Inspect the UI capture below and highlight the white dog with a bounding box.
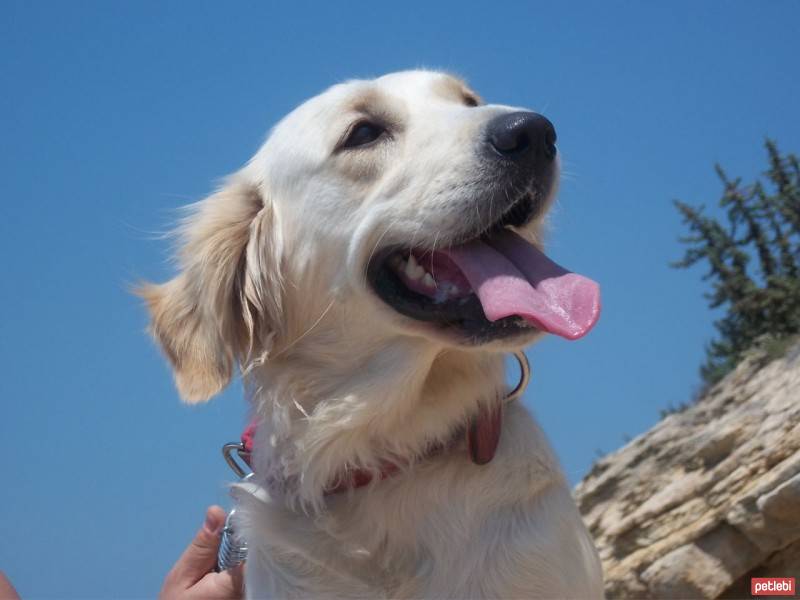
[142,70,604,599]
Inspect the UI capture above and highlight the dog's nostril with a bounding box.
[487,112,557,161]
[515,133,530,154]
[489,116,529,155]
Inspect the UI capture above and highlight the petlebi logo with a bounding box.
[751,578,796,596]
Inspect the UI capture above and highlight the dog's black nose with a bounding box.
[486,111,557,162]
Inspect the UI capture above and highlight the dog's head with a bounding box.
[141,71,600,403]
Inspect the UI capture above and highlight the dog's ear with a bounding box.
[139,177,282,403]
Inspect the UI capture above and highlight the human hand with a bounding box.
[0,571,21,600]
[159,505,244,600]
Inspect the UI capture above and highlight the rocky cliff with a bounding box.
[575,342,800,598]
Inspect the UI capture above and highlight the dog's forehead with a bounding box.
[313,70,475,108]
[371,70,477,104]
[286,70,476,125]
[257,70,478,173]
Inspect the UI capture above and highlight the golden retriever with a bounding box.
[142,70,603,599]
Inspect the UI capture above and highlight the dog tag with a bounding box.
[467,401,503,465]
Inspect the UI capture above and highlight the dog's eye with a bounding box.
[342,121,385,148]
[463,95,479,107]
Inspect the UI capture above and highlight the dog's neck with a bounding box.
[245,334,505,509]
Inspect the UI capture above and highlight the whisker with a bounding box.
[271,297,336,358]
[363,216,402,287]
[409,209,432,250]
[430,231,440,286]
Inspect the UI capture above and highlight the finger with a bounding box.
[170,505,227,586]
[197,564,245,600]
[0,572,22,600]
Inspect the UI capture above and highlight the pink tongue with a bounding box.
[442,230,601,340]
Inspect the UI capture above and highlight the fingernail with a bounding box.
[204,511,221,535]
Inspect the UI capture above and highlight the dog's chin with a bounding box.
[366,193,548,348]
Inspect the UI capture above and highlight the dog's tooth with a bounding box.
[406,255,423,280]
[422,273,435,288]
[404,256,417,279]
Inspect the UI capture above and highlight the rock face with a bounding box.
[574,343,800,598]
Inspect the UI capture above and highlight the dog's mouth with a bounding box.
[367,194,602,344]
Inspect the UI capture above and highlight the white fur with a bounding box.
[143,70,603,598]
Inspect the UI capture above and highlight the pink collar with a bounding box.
[235,401,504,495]
[227,352,530,495]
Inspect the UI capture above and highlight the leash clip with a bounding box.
[216,442,252,572]
[222,442,252,479]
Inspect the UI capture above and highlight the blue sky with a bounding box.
[2,1,798,597]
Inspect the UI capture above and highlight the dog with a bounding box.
[141,70,604,598]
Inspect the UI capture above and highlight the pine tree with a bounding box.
[673,141,800,385]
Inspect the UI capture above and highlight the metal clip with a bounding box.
[222,442,252,479]
[217,442,252,571]
[216,505,248,572]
